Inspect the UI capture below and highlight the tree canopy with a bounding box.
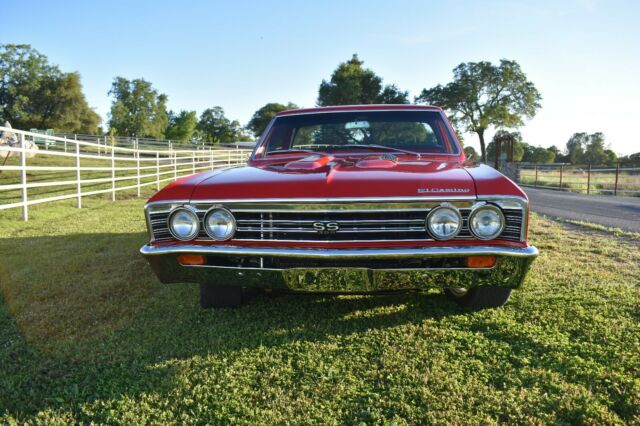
[416,59,541,162]
[317,55,409,106]
[565,132,616,165]
[247,102,297,137]
[165,110,198,142]
[197,107,250,144]
[0,44,100,133]
[108,77,168,139]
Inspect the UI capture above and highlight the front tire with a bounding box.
[200,284,243,309]
[445,287,512,310]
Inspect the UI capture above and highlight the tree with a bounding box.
[565,132,612,165]
[522,146,555,163]
[317,54,409,106]
[0,44,100,133]
[108,77,168,138]
[487,130,525,162]
[165,110,197,142]
[197,107,251,144]
[247,102,297,137]
[416,59,542,162]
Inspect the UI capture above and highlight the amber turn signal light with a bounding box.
[177,254,206,265]
[466,256,496,268]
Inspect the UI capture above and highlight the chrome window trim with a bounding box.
[252,109,462,159]
[467,204,506,240]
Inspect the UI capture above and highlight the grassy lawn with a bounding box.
[0,199,639,424]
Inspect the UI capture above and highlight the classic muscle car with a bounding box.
[141,105,538,309]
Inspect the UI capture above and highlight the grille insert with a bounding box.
[148,202,524,243]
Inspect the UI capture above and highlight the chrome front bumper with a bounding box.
[140,245,538,292]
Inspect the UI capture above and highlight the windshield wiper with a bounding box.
[265,149,323,156]
[332,144,421,159]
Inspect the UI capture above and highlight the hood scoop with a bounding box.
[284,155,335,171]
[355,154,398,169]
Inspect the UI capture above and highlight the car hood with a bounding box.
[189,158,476,200]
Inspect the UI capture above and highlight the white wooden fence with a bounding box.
[0,127,252,221]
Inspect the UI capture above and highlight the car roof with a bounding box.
[275,104,443,117]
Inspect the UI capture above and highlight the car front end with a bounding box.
[140,105,538,309]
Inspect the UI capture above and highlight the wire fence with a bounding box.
[515,162,640,196]
[0,127,252,221]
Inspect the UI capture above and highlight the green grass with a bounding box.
[0,200,639,424]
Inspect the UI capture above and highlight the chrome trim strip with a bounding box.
[140,244,538,259]
[145,196,477,207]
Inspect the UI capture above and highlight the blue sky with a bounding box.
[2,0,639,154]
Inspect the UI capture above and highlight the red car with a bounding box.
[141,105,538,309]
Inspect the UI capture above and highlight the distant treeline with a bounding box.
[1,45,637,163]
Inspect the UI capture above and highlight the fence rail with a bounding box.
[515,162,640,196]
[0,127,252,221]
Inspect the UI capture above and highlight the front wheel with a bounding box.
[200,284,243,309]
[445,287,512,310]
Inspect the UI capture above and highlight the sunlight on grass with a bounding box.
[0,202,639,424]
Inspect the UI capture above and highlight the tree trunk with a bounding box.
[478,129,487,163]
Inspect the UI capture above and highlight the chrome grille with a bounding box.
[147,200,525,243]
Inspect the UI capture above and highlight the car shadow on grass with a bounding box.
[0,231,466,419]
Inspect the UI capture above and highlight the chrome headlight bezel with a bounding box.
[204,207,237,241]
[468,204,505,240]
[426,205,462,241]
[167,207,200,241]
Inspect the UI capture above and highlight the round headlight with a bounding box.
[204,208,236,241]
[469,205,504,240]
[426,205,462,240]
[168,208,200,241]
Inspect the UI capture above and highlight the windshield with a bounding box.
[258,110,460,156]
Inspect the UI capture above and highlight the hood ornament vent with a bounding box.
[380,153,398,162]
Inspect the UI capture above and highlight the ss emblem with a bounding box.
[313,222,340,234]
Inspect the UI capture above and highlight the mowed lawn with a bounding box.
[0,199,638,424]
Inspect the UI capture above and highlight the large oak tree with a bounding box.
[416,59,541,162]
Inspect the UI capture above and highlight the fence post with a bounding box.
[586,164,591,195]
[559,165,564,190]
[19,133,28,221]
[76,140,82,208]
[534,166,538,187]
[192,152,196,174]
[227,150,231,167]
[64,136,67,153]
[210,149,214,170]
[136,146,141,197]
[111,144,116,201]
[173,151,177,180]
[156,152,160,191]
[614,161,620,196]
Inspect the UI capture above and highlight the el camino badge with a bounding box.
[417,188,471,193]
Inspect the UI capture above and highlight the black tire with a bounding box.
[199,284,243,309]
[445,287,512,310]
